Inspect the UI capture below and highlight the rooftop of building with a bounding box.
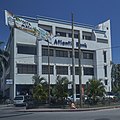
[17,15,106,34]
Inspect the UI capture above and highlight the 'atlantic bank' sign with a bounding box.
[54,39,87,48]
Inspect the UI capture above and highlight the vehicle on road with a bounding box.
[13,95,31,106]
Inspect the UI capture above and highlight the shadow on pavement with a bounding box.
[95,118,110,120]
[0,112,32,118]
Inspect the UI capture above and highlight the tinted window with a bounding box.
[17,64,37,74]
[42,47,54,56]
[56,66,68,75]
[97,38,108,43]
[70,51,79,58]
[84,67,94,75]
[42,65,54,74]
[56,50,68,57]
[82,31,92,40]
[70,67,79,75]
[17,44,37,55]
[83,52,93,59]
[14,96,23,100]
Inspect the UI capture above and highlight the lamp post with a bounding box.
[47,34,59,105]
[71,13,76,102]
[78,31,82,107]
[48,40,51,105]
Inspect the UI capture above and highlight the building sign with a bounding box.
[6,79,13,85]
[54,39,72,46]
[76,42,87,48]
[53,39,87,48]
[5,10,51,42]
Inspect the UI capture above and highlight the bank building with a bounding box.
[2,11,112,99]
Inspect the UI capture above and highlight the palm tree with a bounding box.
[85,78,106,104]
[32,75,47,86]
[32,75,48,102]
[52,75,69,104]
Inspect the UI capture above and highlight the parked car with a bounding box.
[14,95,31,106]
[67,94,87,103]
[104,92,117,101]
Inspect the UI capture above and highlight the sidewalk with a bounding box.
[19,105,120,112]
[0,104,14,110]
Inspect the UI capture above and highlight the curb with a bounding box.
[19,105,120,112]
[0,104,13,108]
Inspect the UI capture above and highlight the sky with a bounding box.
[0,0,120,63]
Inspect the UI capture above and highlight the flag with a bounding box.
[38,27,51,43]
[5,10,14,26]
[5,10,52,42]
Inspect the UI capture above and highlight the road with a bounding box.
[0,106,120,120]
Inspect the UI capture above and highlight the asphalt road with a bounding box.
[0,106,120,120]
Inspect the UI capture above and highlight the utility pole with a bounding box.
[72,13,76,102]
[78,31,82,107]
[48,41,51,105]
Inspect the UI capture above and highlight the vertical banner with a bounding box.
[5,10,52,42]
[5,10,14,26]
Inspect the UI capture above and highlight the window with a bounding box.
[82,31,92,40]
[42,65,54,74]
[83,52,93,59]
[56,31,66,37]
[56,50,68,57]
[17,64,37,74]
[74,34,79,39]
[68,33,72,38]
[97,38,108,43]
[83,67,94,75]
[56,66,68,75]
[104,79,108,85]
[42,47,54,56]
[70,67,79,75]
[75,51,79,58]
[103,51,107,63]
[38,24,52,34]
[17,44,37,55]
[56,27,67,37]
[68,33,78,38]
[70,51,79,58]
[104,66,107,77]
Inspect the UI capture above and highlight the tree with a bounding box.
[32,75,48,102]
[85,78,106,104]
[52,75,69,104]
[111,64,120,93]
[0,41,9,79]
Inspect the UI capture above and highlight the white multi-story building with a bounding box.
[2,15,112,99]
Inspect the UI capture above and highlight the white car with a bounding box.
[14,95,31,106]
[67,94,86,103]
[105,92,116,100]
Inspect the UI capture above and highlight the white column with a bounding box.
[52,25,56,36]
[37,40,42,75]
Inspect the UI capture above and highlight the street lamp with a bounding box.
[71,13,76,102]
[47,39,51,105]
[47,34,59,105]
[78,31,82,107]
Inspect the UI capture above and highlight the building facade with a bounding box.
[2,15,112,99]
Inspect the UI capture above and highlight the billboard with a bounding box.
[5,10,51,42]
